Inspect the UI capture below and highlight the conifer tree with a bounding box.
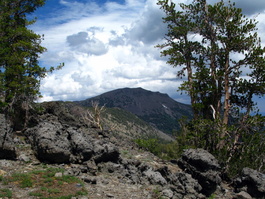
[0,0,62,129]
[157,0,265,128]
[157,0,265,173]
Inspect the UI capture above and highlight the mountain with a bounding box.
[76,87,193,134]
[103,107,174,141]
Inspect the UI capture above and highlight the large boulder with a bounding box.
[93,140,120,164]
[177,148,222,196]
[25,113,120,164]
[25,118,72,163]
[143,168,167,185]
[156,166,203,198]
[0,114,17,160]
[172,172,204,199]
[40,101,81,127]
[234,167,265,198]
[67,127,94,163]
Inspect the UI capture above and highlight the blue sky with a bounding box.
[29,0,265,113]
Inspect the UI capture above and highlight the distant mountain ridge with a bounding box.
[76,87,193,134]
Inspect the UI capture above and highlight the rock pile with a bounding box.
[178,148,222,196]
[0,102,264,199]
[24,115,119,164]
[234,167,265,198]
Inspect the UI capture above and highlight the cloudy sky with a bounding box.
[30,0,265,112]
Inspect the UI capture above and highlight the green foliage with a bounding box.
[135,138,180,160]
[176,117,222,153]
[223,115,265,176]
[0,188,12,198]
[157,0,265,124]
[105,107,149,127]
[10,173,33,188]
[135,138,160,154]
[136,114,265,177]
[208,194,216,199]
[57,175,79,184]
[176,115,265,177]
[0,0,63,130]
[0,1,45,102]
[29,191,43,197]
[141,113,181,134]
[1,166,87,198]
[157,0,265,178]
[48,188,61,194]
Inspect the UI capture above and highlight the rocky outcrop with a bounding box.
[234,167,265,198]
[87,158,205,198]
[143,168,167,185]
[24,114,119,164]
[0,114,17,160]
[25,117,72,163]
[177,148,222,196]
[1,102,264,199]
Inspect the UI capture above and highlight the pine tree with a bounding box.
[0,0,62,130]
[157,0,265,174]
[157,0,265,127]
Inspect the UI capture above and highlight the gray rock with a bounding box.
[156,167,192,196]
[162,189,174,198]
[71,196,89,199]
[93,141,120,164]
[24,110,122,165]
[68,128,93,162]
[25,120,72,163]
[143,168,167,185]
[178,148,221,171]
[173,172,202,196]
[63,164,84,176]
[54,172,63,177]
[178,148,221,196]
[106,193,115,198]
[234,167,265,198]
[86,160,98,175]
[81,175,97,184]
[18,154,30,162]
[0,114,17,160]
[233,191,253,199]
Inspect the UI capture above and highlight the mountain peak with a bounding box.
[77,87,193,134]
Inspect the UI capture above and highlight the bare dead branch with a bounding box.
[82,101,105,130]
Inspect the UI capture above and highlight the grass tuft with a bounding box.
[0,166,88,198]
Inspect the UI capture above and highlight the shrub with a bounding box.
[176,115,265,177]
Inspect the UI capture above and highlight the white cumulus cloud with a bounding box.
[33,0,265,113]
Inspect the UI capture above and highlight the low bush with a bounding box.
[135,115,265,178]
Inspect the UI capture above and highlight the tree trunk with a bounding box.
[223,54,230,126]
[187,61,197,119]
[218,53,230,149]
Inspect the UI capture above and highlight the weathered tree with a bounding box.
[157,0,265,128]
[0,0,63,130]
[157,0,265,173]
